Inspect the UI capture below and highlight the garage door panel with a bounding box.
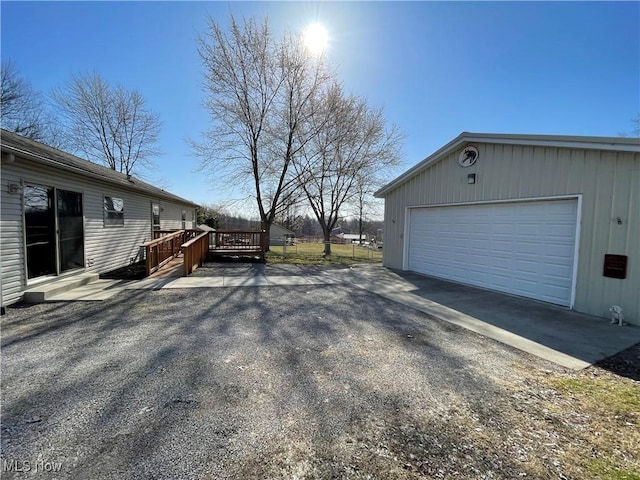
[408,199,577,306]
[514,261,538,274]
[546,223,575,235]
[546,264,573,278]
[540,284,571,300]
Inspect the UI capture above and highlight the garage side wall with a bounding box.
[382,143,639,324]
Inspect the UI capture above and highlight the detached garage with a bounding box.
[375,133,640,325]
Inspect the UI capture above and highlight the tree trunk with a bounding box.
[323,229,332,256]
[262,220,271,253]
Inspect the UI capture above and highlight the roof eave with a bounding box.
[2,143,199,208]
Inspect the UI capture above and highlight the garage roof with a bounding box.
[1,129,199,207]
[375,132,640,198]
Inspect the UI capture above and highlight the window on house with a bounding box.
[152,203,160,230]
[103,196,124,227]
[181,210,186,229]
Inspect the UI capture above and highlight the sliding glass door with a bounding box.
[24,186,57,279]
[24,185,85,280]
[57,189,85,272]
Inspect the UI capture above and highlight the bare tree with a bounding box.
[51,72,161,176]
[619,114,640,138]
[194,15,330,248]
[1,60,65,147]
[294,83,403,255]
[350,178,383,245]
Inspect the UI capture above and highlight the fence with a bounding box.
[268,240,382,261]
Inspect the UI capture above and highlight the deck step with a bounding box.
[23,273,100,303]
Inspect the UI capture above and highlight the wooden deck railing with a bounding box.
[213,231,265,249]
[141,230,186,275]
[153,229,201,240]
[211,230,266,261]
[142,229,266,276]
[182,231,210,276]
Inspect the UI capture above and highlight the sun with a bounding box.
[303,22,328,54]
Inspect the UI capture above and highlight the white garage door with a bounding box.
[408,199,578,306]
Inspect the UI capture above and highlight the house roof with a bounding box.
[375,132,640,198]
[0,129,199,207]
[340,233,367,239]
[271,224,296,235]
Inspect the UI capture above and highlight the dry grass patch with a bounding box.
[267,242,382,265]
[544,372,640,480]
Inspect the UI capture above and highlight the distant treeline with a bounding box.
[196,205,382,238]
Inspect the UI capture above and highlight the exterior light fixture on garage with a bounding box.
[467,173,476,184]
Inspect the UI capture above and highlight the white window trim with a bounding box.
[103,195,125,227]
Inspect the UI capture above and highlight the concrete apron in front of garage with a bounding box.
[349,265,640,370]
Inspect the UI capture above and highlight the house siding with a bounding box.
[1,156,196,307]
[1,166,26,305]
[270,224,294,245]
[382,142,640,325]
[160,202,187,230]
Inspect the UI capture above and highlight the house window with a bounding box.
[152,203,160,230]
[181,210,186,229]
[103,196,124,227]
[192,210,196,229]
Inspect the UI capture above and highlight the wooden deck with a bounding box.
[148,254,185,278]
[141,229,266,278]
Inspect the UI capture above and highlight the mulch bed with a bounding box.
[98,261,147,280]
[594,341,640,381]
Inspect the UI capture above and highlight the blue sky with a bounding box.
[2,1,638,212]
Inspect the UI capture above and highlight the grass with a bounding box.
[545,375,640,480]
[549,377,640,414]
[266,242,383,265]
[586,459,640,480]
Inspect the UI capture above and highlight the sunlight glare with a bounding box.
[303,22,328,54]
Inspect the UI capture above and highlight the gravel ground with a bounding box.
[1,277,637,479]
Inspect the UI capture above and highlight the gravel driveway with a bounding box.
[0,280,620,479]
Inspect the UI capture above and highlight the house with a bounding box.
[329,233,368,244]
[375,132,640,325]
[341,233,368,244]
[1,129,199,311]
[270,224,295,246]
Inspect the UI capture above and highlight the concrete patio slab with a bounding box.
[125,278,177,290]
[223,276,270,287]
[23,273,100,302]
[47,279,134,301]
[160,276,225,288]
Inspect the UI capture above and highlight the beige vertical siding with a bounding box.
[1,157,196,307]
[382,143,640,325]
